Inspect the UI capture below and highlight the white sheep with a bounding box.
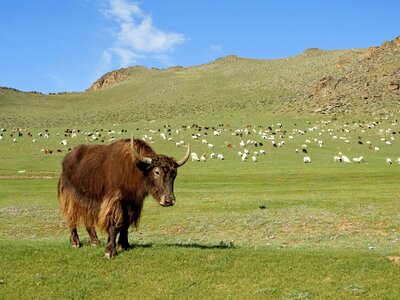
[200,155,207,162]
[259,149,266,155]
[303,156,311,163]
[333,156,341,162]
[252,155,257,162]
[386,158,392,164]
[210,153,217,159]
[191,152,200,162]
[341,155,351,164]
[217,154,225,160]
[352,156,364,163]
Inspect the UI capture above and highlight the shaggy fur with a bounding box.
[58,138,184,257]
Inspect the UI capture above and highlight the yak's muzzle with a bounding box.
[160,194,175,207]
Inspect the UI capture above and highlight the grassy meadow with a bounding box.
[0,110,399,299]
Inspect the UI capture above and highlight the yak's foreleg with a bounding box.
[117,226,129,251]
[117,204,130,251]
[104,224,121,259]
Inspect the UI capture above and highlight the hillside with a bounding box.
[0,36,399,127]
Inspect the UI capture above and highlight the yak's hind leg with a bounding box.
[58,180,81,248]
[70,227,81,248]
[86,226,100,246]
[84,209,100,246]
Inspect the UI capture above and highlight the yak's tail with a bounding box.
[58,177,97,229]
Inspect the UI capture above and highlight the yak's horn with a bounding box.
[176,144,191,167]
[131,135,152,164]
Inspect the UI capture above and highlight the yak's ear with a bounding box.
[136,160,153,173]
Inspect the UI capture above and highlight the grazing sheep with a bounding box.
[210,153,217,159]
[303,156,311,163]
[252,155,257,162]
[217,154,225,160]
[259,149,266,155]
[341,155,351,164]
[191,152,200,162]
[386,158,392,164]
[333,156,342,162]
[352,156,364,163]
[200,155,207,162]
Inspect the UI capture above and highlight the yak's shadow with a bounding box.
[127,242,235,250]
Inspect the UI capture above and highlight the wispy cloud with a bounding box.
[101,0,187,68]
[206,44,224,61]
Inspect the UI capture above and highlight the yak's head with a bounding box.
[131,137,190,207]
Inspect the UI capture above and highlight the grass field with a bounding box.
[0,112,399,299]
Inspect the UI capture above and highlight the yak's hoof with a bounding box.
[104,252,112,259]
[91,243,98,247]
[118,245,129,252]
[72,244,80,249]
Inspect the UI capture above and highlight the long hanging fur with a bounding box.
[58,139,155,233]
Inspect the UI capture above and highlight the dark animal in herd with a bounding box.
[58,136,190,258]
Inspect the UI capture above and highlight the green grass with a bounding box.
[0,114,399,299]
[0,241,398,299]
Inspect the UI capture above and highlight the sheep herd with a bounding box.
[1,116,399,167]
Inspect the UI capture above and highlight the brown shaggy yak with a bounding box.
[58,136,190,258]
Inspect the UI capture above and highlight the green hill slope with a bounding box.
[1,36,399,127]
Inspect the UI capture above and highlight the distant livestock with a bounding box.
[303,156,311,163]
[58,136,190,258]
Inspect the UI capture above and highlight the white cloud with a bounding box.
[101,0,186,67]
[105,0,144,23]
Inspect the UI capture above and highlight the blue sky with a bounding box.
[0,0,399,94]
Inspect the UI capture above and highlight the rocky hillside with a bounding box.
[85,36,400,116]
[300,36,400,114]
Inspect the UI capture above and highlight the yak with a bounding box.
[58,136,190,258]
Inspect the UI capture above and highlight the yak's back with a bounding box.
[60,139,156,199]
